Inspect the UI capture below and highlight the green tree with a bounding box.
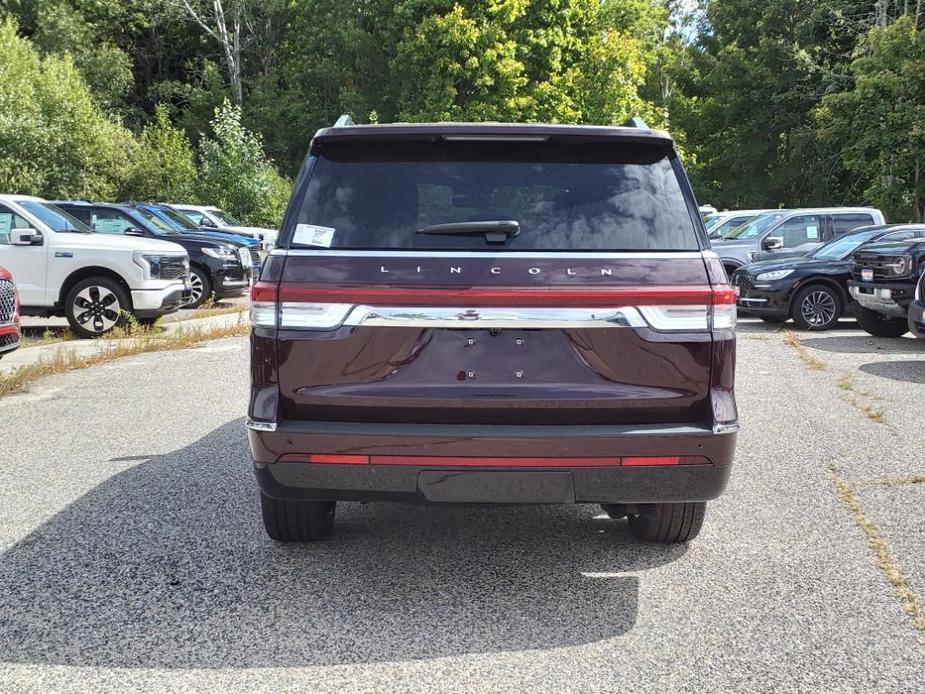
[816,17,925,221]
[0,17,133,199]
[196,100,290,226]
[669,0,876,208]
[391,0,667,125]
[120,105,197,202]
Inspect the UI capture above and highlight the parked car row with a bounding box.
[0,195,272,338]
[730,221,925,338]
[712,207,885,276]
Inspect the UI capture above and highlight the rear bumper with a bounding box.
[248,420,736,504]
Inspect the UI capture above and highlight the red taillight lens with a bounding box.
[278,454,710,467]
[251,281,279,327]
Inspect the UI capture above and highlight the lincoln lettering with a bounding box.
[376,264,618,277]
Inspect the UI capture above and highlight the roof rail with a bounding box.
[334,114,355,127]
[622,116,649,129]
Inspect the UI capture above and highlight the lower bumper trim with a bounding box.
[255,462,732,504]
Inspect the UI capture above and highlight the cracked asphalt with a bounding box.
[0,318,923,693]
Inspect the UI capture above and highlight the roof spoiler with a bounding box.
[333,114,355,127]
[622,116,649,129]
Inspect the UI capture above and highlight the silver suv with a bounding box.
[712,208,885,276]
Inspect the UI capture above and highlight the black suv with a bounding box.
[848,234,925,337]
[56,201,252,308]
[247,118,737,545]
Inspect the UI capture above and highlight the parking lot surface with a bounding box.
[0,319,923,693]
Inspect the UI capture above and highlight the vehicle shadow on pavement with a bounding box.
[859,360,925,384]
[0,419,686,669]
[799,335,923,355]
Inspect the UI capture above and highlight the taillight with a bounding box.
[711,286,737,330]
[250,281,278,327]
[251,283,736,332]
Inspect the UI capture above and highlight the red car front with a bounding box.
[0,267,22,358]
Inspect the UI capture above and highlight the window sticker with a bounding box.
[806,225,819,240]
[294,223,336,248]
[94,217,127,234]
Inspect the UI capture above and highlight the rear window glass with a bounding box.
[289,140,699,251]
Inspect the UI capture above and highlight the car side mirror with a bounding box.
[10,228,42,246]
[762,236,784,251]
[200,218,217,228]
[124,227,145,237]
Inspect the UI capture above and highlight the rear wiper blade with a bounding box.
[416,220,520,244]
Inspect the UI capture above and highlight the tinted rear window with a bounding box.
[289,140,699,251]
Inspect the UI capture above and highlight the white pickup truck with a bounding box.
[0,195,191,338]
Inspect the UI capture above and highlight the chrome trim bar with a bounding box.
[340,305,648,329]
[271,249,706,259]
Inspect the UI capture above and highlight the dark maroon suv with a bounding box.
[247,120,737,544]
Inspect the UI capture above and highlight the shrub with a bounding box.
[196,100,291,227]
[120,105,197,202]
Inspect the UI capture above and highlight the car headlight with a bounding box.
[202,246,238,260]
[888,256,910,275]
[755,269,794,281]
[237,246,251,267]
[132,251,164,279]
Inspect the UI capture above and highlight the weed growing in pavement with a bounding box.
[192,301,248,320]
[20,327,75,349]
[858,475,925,488]
[830,471,925,641]
[0,317,249,398]
[783,331,826,370]
[834,372,888,425]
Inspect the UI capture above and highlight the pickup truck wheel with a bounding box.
[627,502,706,543]
[186,266,212,308]
[260,493,335,542]
[791,284,841,330]
[64,277,129,338]
[856,305,909,338]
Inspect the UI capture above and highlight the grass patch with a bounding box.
[20,326,76,349]
[836,372,888,425]
[830,471,925,641]
[836,374,855,391]
[783,330,826,370]
[859,475,925,488]
[0,317,249,399]
[191,301,248,320]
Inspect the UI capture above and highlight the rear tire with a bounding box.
[791,284,841,331]
[856,305,909,338]
[627,502,706,543]
[260,493,336,542]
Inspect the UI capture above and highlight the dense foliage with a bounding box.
[1,1,924,222]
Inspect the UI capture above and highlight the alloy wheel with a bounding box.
[800,290,836,328]
[73,285,121,334]
[188,272,204,306]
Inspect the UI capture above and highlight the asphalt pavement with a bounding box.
[0,318,923,693]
